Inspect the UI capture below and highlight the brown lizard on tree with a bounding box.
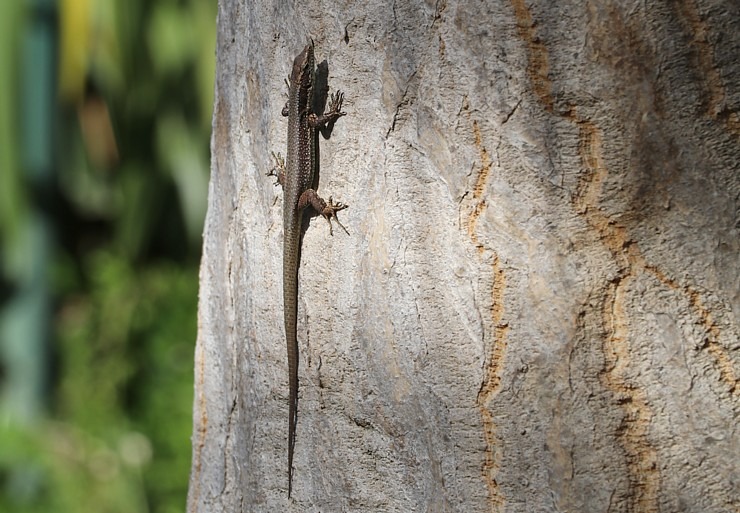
[268,40,348,498]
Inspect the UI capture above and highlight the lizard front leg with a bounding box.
[309,91,346,138]
[266,151,286,187]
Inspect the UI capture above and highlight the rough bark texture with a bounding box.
[188,1,739,511]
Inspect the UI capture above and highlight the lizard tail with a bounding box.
[284,221,301,498]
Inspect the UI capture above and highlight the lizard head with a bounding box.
[291,41,315,85]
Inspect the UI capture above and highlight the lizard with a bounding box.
[268,40,348,498]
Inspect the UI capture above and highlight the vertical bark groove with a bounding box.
[571,111,661,512]
[476,254,509,512]
[510,0,554,112]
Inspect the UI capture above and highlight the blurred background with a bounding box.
[1,0,215,511]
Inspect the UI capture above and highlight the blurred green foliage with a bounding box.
[0,1,26,245]
[0,0,215,511]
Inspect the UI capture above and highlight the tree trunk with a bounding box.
[188,1,739,511]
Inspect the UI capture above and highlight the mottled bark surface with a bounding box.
[188,1,739,511]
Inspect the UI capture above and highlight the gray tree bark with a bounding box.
[188,1,739,511]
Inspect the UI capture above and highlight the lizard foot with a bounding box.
[326,91,345,117]
[321,197,349,236]
[309,91,346,131]
[266,151,286,186]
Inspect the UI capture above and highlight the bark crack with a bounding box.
[570,111,661,513]
[385,70,418,139]
[568,104,738,510]
[510,0,553,112]
[476,254,509,513]
[643,264,738,397]
[460,98,507,511]
[463,97,495,255]
[570,109,737,397]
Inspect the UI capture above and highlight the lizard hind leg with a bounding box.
[298,190,349,236]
